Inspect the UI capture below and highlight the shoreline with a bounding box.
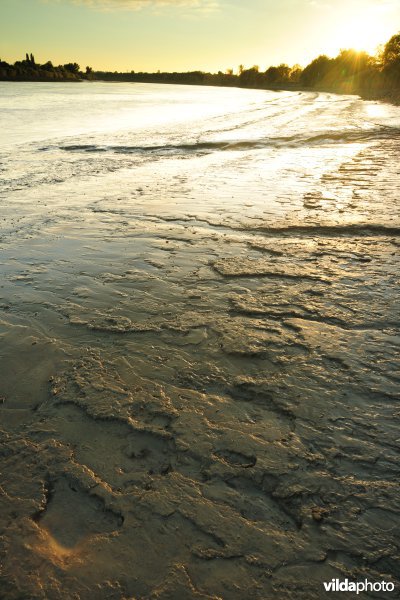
[2,75,399,106]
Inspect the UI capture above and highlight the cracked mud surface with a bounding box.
[0,84,399,599]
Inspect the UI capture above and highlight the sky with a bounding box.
[0,0,399,72]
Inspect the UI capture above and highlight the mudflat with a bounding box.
[0,82,399,599]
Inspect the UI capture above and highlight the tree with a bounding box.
[300,55,332,87]
[289,64,302,83]
[239,66,261,87]
[334,49,370,76]
[64,62,80,74]
[382,33,400,68]
[381,32,400,87]
[276,63,290,82]
[264,66,280,84]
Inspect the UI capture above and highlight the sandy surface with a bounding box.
[0,86,399,599]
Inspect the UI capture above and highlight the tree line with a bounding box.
[1,33,399,102]
[0,53,94,81]
[95,33,400,102]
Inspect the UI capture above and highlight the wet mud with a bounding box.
[0,87,399,599]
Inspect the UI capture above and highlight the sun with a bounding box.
[327,5,393,56]
[332,17,386,55]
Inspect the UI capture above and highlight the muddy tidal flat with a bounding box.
[0,82,399,599]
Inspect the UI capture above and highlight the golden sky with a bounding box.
[1,0,399,71]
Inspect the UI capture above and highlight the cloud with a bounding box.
[65,0,219,12]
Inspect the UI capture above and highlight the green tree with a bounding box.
[264,66,280,84]
[289,64,302,83]
[381,32,400,87]
[382,33,400,68]
[300,55,332,87]
[64,62,80,74]
[239,66,261,87]
[276,63,290,82]
[334,49,370,77]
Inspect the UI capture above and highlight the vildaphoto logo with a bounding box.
[323,579,395,594]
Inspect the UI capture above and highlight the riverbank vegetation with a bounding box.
[0,54,93,81]
[1,33,399,102]
[96,33,400,103]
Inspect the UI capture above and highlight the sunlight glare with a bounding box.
[327,4,393,56]
[365,103,387,119]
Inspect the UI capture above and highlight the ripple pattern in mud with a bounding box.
[1,84,400,599]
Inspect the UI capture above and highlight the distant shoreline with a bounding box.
[95,77,400,105]
[1,75,398,106]
[2,33,399,104]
